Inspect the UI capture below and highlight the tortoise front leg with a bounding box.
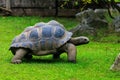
[11,48,27,64]
[63,43,77,63]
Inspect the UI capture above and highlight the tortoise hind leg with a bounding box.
[24,53,33,60]
[53,53,61,59]
[11,48,27,64]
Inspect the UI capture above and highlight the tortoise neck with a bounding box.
[69,37,89,46]
[69,38,80,46]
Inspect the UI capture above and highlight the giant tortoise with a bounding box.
[9,20,89,64]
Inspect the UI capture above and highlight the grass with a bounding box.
[0,16,120,80]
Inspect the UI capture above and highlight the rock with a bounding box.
[113,16,120,32]
[94,9,107,19]
[110,53,120,71]
[70,24,96,36]
[76,9,95,24]
[73,9,108,37]
[76,9,108,28]
[86,18,108,28]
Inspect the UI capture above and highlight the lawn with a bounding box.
[0,16,120,80]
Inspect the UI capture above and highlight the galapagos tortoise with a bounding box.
[9,20,89,64]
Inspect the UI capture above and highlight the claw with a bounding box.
[11,60,22,64]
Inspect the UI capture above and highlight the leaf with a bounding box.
[75,1,78,6]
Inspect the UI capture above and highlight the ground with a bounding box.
[0,16,120,80]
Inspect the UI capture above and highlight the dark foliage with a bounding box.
[58,0,120,18]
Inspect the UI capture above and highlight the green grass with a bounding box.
[0,16,120,80]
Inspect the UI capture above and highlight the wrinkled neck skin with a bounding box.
[69,36,89,46]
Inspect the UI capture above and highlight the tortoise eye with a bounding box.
[54,26,65,38]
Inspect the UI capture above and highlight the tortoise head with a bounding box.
[69,36,89,46]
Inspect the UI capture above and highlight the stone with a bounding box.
[110,53,120,71]
[72,9,108,37]
[113,16,120,32]
[76,9,95,23]
[70,24,96,36]
[94,9,107,19]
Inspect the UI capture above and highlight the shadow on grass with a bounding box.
[23,58,91,67]
[23,58,68,64]
[8,56,91,66]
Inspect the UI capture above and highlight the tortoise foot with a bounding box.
[68,60,76,63]
[11,60,22,64]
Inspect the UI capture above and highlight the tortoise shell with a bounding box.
[34,20,65,29]
[10,20,72,52]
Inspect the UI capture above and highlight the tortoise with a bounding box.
[9,20,89,64]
